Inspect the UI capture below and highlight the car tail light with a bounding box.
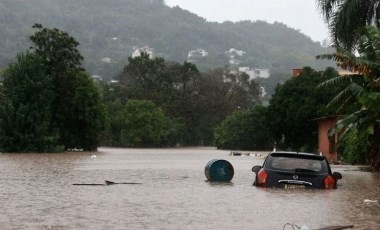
[324,175,336,189]
[257,169,268,187]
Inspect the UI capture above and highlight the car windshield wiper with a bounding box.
[294,168,318,174]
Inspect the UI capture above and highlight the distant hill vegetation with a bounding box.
[0,0,334,85]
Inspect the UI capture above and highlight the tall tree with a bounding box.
[116,55,261,146]
[0,53,60,152]
[28,24,106,151]
[29,23,84,73]
[118,53,167,102]
[318,0,380,50]
[58,71,107,151]
[117,54,204,145]
[194,68,261,145]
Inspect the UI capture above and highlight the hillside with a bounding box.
[0,0,334,86]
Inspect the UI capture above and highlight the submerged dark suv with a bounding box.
[252,152,342,189]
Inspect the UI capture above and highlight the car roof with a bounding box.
[269,151,325,160]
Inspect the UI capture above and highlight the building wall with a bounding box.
[238,67,270,80]
[318,117,338,163]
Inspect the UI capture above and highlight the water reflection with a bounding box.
[206,181,234,187]
[0,147,379,229]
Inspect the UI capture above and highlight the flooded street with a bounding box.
[1,147,380,229]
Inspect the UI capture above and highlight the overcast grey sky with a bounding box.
[164,0,329,43]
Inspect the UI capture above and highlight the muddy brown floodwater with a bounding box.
[0,147,379,229]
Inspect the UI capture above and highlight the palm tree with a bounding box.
[318,0,380,50]
[317,26,380,170]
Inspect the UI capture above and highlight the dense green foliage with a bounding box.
[29,23,84,72]
[0,0,333,87]
[214,105,273,150]
[58,71,107,150]
[317,1,380,169]
[336,129,368,164]
[102,100,174,147]
[317,26,380,169]
[267,67,343,152]
[111,54,261,146]
[0,25,106,152]
[0,53,60,152]
[30,24,107,151]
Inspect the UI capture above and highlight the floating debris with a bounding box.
[314,225,354,230]
[73,180,142,186]
[283,223,354,230]
[230,151,242,156]
[67,148,83,152]
[364,199,378,203]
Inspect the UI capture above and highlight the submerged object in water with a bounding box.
[204,159,234,182]
[73,180,142,186]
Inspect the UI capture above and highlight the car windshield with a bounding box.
[267,155,325,173]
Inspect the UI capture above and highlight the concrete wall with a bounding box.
[318,117,338,163]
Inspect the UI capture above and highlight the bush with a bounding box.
[214,105,273,150]
[103,99,178,147]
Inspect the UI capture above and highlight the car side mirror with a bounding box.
[252,165,261,173]
[333,172,342,180]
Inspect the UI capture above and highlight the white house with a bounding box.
[101,57,112,63]
[229,59,241,66]
[225,48,246,59]
[91,75,103,82]
[132,46,154,58]
[238,67,270,80]
[187,49,208,58]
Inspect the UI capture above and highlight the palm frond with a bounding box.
[316,75,351,89]
[325,52,380,76]
[335,95,355,113]
[329,109,369,139]
[348,82,365,98]
[376,2,380,27]
[356,26,380,61]
[326,85,353,107]
[316,54,335,60]
[317,0,343,21]
[325,82,364,109]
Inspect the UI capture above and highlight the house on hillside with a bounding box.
[91,75,103,82]
[225,48,245,67]
[101,57,112,63]
[187,49,208,63]
[225,48,245,59]
[229,59,241,66]
[187,49,208,58]
[238,67,270,80]
[132,46,154,58]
